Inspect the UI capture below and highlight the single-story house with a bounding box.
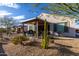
[12,24,28,33]
[22,13,79,37]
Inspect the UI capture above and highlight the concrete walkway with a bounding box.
[57,37,79,40]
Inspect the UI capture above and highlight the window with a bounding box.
[53,24,57,32]
[75,19,79,25]
[53,22,69,33]
[64,22,69,32]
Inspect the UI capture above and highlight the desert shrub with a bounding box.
[12,35,29,45]
[0,38,3,43]
[0,28,6,33]
[48,35,54,39]
[11,28,15,32]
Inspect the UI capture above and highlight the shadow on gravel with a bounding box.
[49,43,79,56]
[22,41,41,48]
[0,43,7,56]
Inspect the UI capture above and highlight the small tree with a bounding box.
[0,16,16,34]
[41,19,49,49]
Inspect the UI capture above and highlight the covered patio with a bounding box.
[22,18,48,38]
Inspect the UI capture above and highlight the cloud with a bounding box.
[13,15,25,20]
[0,10,12,16]
[0,3,19,9]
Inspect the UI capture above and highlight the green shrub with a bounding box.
[12,35,29,45]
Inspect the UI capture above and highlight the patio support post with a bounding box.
[22,23,26,36]
[36,21,38,39]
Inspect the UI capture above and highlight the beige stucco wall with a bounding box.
[38,13,76,37]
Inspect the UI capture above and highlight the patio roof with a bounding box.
[21,17,36,24]
[21,17,36,23]
[21,17,44,25]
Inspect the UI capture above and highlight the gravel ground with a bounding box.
[2,39,79,56]
[3,42,59,56]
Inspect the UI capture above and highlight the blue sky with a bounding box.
[0,3,79,28]
[0,3,48,21]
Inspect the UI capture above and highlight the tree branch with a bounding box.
[63,3,79,13]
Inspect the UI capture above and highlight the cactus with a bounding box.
[41,19,49,49]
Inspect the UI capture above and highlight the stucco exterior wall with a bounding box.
[63,19,76,37]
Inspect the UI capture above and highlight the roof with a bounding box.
[38,13,76,23]
[20,13,76,24]
[20,17,37,23]
[38,13,76,19]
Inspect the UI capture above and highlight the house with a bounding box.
[12,24,28,33]
[22,13,78,37]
